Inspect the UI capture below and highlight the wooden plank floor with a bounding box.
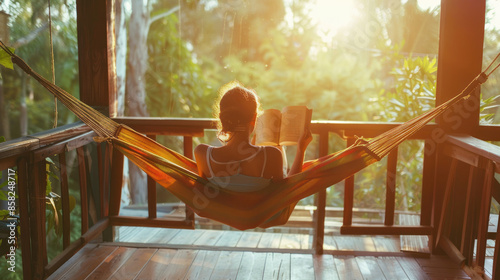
[113,227,406,253]
[48,228,474,280]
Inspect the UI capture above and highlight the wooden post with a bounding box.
[432,0,486,255]
[436,0,485,132]
[76,0,116,113]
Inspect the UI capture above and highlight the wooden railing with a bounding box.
[0,122,110,280]
[434,134,500,279]
[2,119,500,279]
[111,118,500,254]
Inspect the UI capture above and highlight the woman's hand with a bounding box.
[288,129,312,176]
[298,129,312,151]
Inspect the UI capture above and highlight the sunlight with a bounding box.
[310,0,358,36]
[416,0,440,10]
[308,0,442,42]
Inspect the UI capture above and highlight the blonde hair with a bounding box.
[214,81,261,142]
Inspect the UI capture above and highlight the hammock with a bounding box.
[1,43,496,230]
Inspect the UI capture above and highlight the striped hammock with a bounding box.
[1,43,494,230]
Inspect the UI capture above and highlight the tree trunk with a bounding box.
[115,0,131,205]
[20,73,27,136]
[115,0,127,117]
[0,76,9,140]
[126,0,150,204]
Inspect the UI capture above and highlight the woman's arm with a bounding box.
[287,130,312,176]
[194,144,209,178]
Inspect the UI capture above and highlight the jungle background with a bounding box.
[0,0,500,278]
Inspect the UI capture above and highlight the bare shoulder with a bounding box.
[264,145,283,159]
[194,144,210,161]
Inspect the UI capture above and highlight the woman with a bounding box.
[194,82,312,192]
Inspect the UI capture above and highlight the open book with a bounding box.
[254,106,312,146]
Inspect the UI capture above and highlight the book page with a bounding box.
[279,106,311,146]
[254,109,282,146]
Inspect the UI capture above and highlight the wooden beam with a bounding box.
[340,225,433,236]
[109,216,197,229]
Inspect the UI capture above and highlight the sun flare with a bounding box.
[310,0,358,36]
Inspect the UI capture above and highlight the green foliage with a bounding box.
[374,56,437,122]
[2,0,79,140]
[0,46,15,70]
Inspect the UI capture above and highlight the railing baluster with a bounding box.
[31,159,48,279]
[77,146,89,235]
[421,139,436,228]
[183,136,195,227]
[385,148,398,226]
[494,208,500,279]
[343,137,356,227]
[59,152,71,249]
[147,134,157,219]
[476,160,494,269]
[109,148,124,217]
[313,131,328,255]
[101,142,111,218]
[435,158,458,248]
[460,165,478,264]
[17,157,32,280]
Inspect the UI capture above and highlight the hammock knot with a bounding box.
[353,135,369,146]
[94,136,113,144]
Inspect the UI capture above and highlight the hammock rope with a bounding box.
[1,40,496,229]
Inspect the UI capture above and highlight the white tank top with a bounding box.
[206,146,271,192]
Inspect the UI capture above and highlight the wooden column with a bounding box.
[76,0,116,114]
[435,0,485,133]
[431,0,486,252]
[76,0,116,240]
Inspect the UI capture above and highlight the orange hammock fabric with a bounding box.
[1,44,492,230]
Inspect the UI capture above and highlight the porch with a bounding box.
[1,0,500,279]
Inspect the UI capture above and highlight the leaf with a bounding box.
[69,195,76,212]
[0,136,5,143]
[0,190,7,201]
[0,46,15,70]
[0,210,10,219]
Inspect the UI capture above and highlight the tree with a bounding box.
[121,1,182,204]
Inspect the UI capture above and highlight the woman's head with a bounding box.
[215,81,260,142]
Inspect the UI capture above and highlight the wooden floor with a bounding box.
[47,227,475,280]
